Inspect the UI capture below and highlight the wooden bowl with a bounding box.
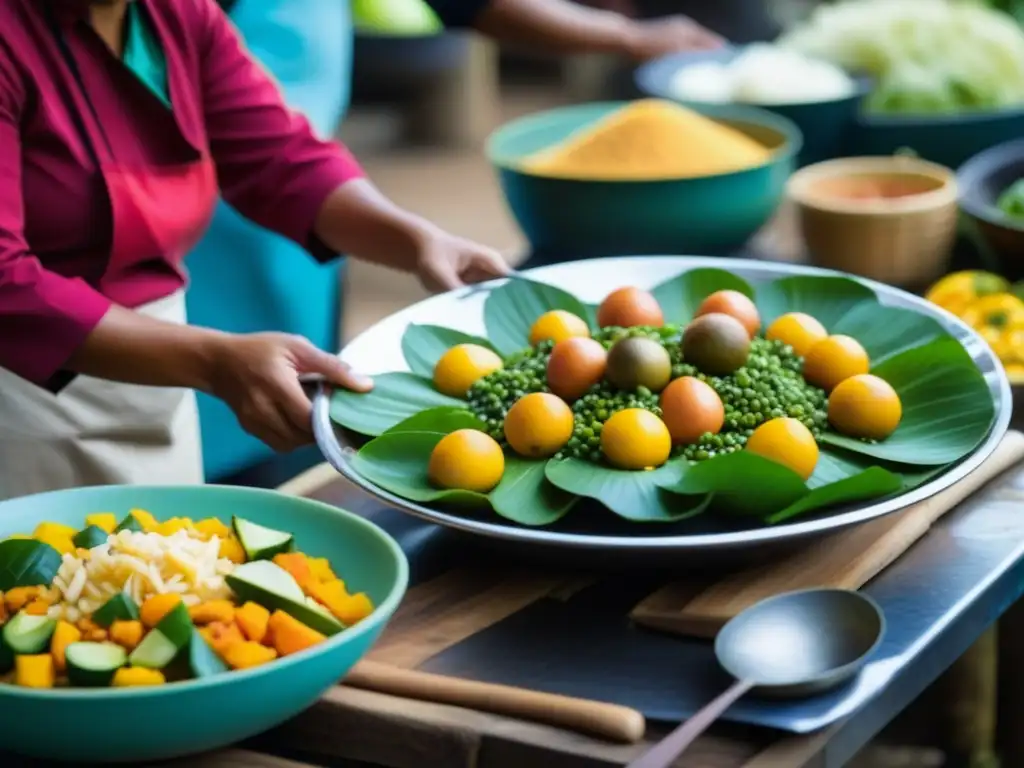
[786,157,959,288]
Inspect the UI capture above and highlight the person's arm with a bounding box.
[425,0,724,59]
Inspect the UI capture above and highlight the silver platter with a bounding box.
[313,256,1011,555]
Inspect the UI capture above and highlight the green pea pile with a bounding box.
[466,326,827,463]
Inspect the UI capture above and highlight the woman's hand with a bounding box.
[415,229,511,293]
[622,16,725,60]
[206,333,373,452]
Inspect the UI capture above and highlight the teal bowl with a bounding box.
[0,485,408,764]
[486,101,801,258]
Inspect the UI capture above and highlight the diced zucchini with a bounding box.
[188,628,228,678]
[65,642,127,686]
[112,514,143,534]
[0,636,12,674]
[128,602,192,669]
[226,561,343,637]
[71,525,109,550]
[231,517,294,562]
[92,592,140,628]
[3,613,56,654]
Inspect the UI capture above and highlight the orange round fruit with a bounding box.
[503,392,574,458]
[596,287,664,328]
[802,335,870,392]
[694,290,761,337]
[745,417,819,481]
[547,337,608,402]
[427,429,505,493]
[660,377,725,446]
[765,312,828,357]
[529,310,590,346]
[828,374,902,440]
[600,408,672,469]
[433,344,503,397]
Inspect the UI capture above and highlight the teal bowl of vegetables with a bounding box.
[485,101,801,257]
[0,485,408,763]
[958,138,1024,275]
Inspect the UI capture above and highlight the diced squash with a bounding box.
[23,599,50,616]
[305,579,350,619]
[112,667,165,687]
[15,655,54,688]
[307,557,337,583]
[140,594,182,628]
[32,523,75,555]
[267,610,326,657]
[223,641,277,670]
[188,600,235,626]
[0,596,7,625]
[273,553,315,591]
[234,602,270,644]
[194,518,232,541]
[200,621,245,658]
[335,593,374,625]
[76,617,106,641]
[157,517,194,537]
[5,586,41,613]
[109,620,144,651]
[129,508,160,533]
[219,537,246,564]
[50,621,81,672]
[85,513,117,534]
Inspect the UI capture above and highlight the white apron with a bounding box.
[0,292,204,501]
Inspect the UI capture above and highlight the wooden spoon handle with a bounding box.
[625,679,755,768]
[345,660,646,743]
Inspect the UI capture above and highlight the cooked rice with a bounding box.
[46,529,236,622]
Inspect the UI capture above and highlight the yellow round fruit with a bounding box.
[600,408,672,470]
[504,392,574,458]
[802,335,870,392]
[765,312,828,357]
[529,310,590,346]
[427,429,505,493]
[827,374,902,440]
[746,417,819,481]
[433,344,503,398]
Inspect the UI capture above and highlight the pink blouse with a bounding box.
[0,0,365,387]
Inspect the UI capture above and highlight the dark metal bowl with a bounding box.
[958,138,1024,279]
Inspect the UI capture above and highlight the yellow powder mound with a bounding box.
[521,99,773,181]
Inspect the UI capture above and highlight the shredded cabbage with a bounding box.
[778,0,1024,114]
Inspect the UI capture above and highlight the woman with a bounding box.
[0,0,520,500]
[187,0,724,481]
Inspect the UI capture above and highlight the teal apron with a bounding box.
[183,0,353,480]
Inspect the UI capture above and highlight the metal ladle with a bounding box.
[627,588,885,768]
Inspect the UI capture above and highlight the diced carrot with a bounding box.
[4,587,41,613]
[0,595,7,625]
[112,667,165,687]
[200,621,246,659]
[23,599,50,616]
[267,610,326,657]
[223,641,278,670]
[273,553,314,591]
[307,557,337,583]
[188,600,235,625]
[140,594,182,628]
[85,513,117,534]
[50,621,81,673]
[234,602,270,644]
[109,620,144,651]
[219,537,246,564]
[15,655,54,688]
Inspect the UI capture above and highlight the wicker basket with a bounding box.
[786,157,959,288]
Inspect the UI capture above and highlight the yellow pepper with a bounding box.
[15,655,54,688]
[194,518,232,541]
[926,270,1011,317]
[32,522,77,555]
[85,513,117,534]
[112,667,165,687]
[129,509,160,533]
[219,536,246,564]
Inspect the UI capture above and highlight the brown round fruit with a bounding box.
[547,337,608,402]
[605,337,672,392]
[596,287,664,328]
[660,376,725,445]
[682,313,751,376]
[695,290,761,337]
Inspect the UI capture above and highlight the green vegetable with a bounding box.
[232,517,293,562]
[2,613,56,655]
[65,642,127,687]
[71,525,109,551]
[113,513,143,534]
[0,540,61,591]
[779,0,1024,115]
[128,602,192,669]
[226,561,344,636]
[0,638,12,675]
[92,593,140,628]
[998,178,1024,221]
[188,628,228,678]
